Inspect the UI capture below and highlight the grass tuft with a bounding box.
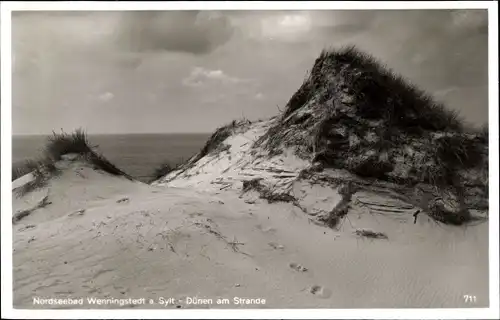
[43,129,132,179]
[149,161,175,183]
[12,159,41,181]
[45,129,94,161]
[13,157,61,197]
[13,129,133,197]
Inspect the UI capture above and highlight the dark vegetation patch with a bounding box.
[477,124,488,144]
[318,182,358,229]
[45,129,94,161]
[252,45,488,226]
[149,161,175,183]
[282,46,464,131]
[241,178,297,204]
[354,229,388,240]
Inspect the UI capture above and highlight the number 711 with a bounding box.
[463,295,477,303]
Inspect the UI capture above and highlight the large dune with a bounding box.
[12,47,489,309]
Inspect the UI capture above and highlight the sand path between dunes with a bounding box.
[13,166,489,309]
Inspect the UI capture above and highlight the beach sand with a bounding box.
[12,121,489,309]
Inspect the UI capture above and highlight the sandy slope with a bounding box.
[12,124,489,309]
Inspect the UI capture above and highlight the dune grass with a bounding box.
[265,45,485,177]
[285,46,464,132]
[176,119,252,174]
[149,161,176,183]
[253,45,488,226]
[354,229,389,240]
[242,178,298,204]
[12,159,43,181]
[197,119,250,159]
[477,124,488,144]
[146,120,242,184]
[45,129,95,161]
[13,129,133,196]
[44,129,132,179]
[13,158,60,197]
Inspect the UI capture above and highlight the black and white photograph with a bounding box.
[1,1,499,318]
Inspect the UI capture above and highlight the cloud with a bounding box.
[114,11,234,55]
[13,11,235,65]
[11,10,489,134]
[98,92,114,102]
[255,93,265,100]
[225,10,488,125]
[182,67,247,87]
[302,10,488,88]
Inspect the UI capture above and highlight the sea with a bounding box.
[12,133,210,182]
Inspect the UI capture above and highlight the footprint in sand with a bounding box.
[69,209,85,217]
[34,279,64,291]
[256,224,276,234]
[117,197,129,204]
[289,262,308,272]
[188,212,203,218]
[18,224,36,232]
[308,285,332,299]
[210,200,225,205]
[113,285,129,295]
[268,242,285,250]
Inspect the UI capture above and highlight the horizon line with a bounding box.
[12,132,213,137]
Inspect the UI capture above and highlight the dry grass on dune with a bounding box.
[288,46,465,132]
[194,119,252,161]
[13,129,133,196]
[242,178,298,204]
[45,129,133,179]
[149,162,175,183]
[13,157,61,197]
[45,129,95,161]
[167,119,253,177]
[12,158,52,182]
[253,45,488,225]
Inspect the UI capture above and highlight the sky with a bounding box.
[11,9,489,135]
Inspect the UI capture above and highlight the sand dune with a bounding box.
[12,125,488,309]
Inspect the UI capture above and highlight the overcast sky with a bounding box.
[12,9,488,135]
